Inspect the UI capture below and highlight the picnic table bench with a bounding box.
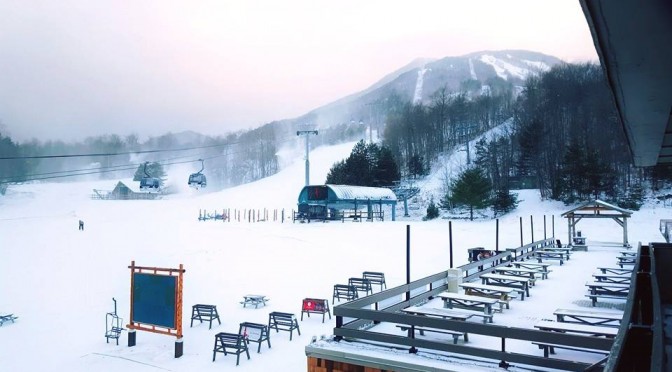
[240,294,268,308]
[553,308,623,327]
[494,266,542,284]
[617,256,636,268]
[544,247,573,256]
[332,284,358,303]
[0,314,18,326]
[533,320,616,357]
[585,281,630,306]
[513,262,552,278]
[348,277,373,296]
[458,282,516,307]
[619,250,637,257]
[597,267,633,275]
[402,304,493,324]
[362,271,386,291]
[396,324,467,343]
[437,291,502,314]
[480,273,530,299]
[593,273,632,284]
[535,250,565,265]
[190,304,221,329]
[268,311,301,340]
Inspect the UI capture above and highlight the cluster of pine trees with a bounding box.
[325,140,400,187]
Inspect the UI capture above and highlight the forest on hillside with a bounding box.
[382,63,672,209]
[2,62,671,208]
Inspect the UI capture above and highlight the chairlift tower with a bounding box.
[297,129,318,186]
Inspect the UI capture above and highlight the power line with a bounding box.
[1,135,299,184]
[0,138,251,161]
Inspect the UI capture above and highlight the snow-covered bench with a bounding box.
[0,314,17,326]
[396,324,468,344]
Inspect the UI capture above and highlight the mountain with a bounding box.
[292,50,562,129]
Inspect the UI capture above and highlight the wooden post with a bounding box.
[544,215,547,239]
[449,221,454,268]
[496,219,499,254]
[530,215,534,243]
[519,217,523,247]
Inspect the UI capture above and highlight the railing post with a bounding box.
[499,337,510,368]
[519,217,524,247]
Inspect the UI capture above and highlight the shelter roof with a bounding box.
[561,199,633,218]
[326,184,397,201]
[112,180,140,193]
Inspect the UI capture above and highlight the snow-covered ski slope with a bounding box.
[0,138,665,371]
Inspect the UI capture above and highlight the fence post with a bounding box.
[449,221,454,269]
[496,219,499,253]
[519,217,523,247]
[530,215,534,243]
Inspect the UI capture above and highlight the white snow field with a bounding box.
[0,139,666,372]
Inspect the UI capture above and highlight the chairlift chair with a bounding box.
[188,159,207,189]
[139,162,161,192]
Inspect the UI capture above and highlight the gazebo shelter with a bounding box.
[561,199,633,247]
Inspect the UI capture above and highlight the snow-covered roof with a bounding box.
[561,199,633,217]
[326,184,397,201]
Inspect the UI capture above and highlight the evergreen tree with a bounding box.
[374,146,401,186]
[425,197,440,220]
[325,160,347,184]
[407,153,426,179]
[133,162,167,185]
[449,167,492,220]
[324,140,400,187]
[492,189,519,217]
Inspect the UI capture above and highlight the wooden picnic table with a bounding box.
[480,273,530,299]
[401,306,473,321]
[619,250,637,257]
[0,314,17,326]
[597,267,632,275]
[458,282,517,305]
[585,281,629,306]
[535,251,565,265]
[241,294,268,308]
[617,256,636,268]
[436,291,500,315]
[553,308,623,327]
[534,319,618,337]
[534,319,616,357]
[494,266,543,283]
[513,262,552,278]
[538,249,571,260]
[592,273,632,284]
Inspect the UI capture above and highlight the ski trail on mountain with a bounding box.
[469,58,477,80]
[413,66,428,104]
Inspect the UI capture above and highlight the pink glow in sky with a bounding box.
[0,0,597,142]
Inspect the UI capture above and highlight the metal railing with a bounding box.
[603,243,667,371]
[331,238,613,371]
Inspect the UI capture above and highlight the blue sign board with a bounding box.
[132,273,177,329]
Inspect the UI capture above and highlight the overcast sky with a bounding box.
[0,0,598,143]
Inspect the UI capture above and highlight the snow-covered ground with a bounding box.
[0,139,667,371]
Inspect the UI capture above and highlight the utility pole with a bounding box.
[297,130,318,186]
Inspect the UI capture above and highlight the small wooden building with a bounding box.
[561,199,633,248]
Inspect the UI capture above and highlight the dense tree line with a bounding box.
[383,78,515,179]
[381,62,669,214]
[325,140,400,187]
